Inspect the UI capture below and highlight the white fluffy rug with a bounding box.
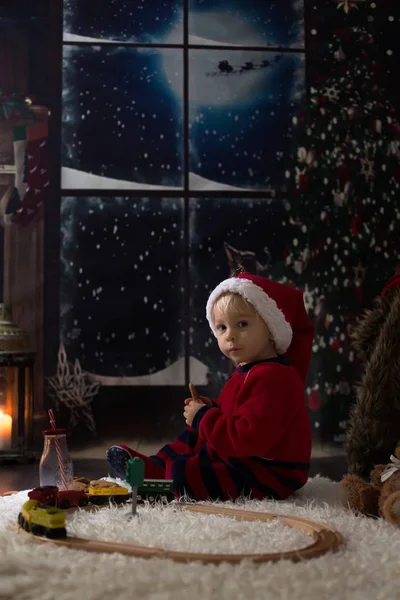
[1,476,400,600]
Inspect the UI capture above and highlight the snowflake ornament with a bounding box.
[297,147,317,168]
[323,86,340,103]
[360,157,375,181]
[303,285,316,313]
[47,344,101,434]
[333,181,353,207]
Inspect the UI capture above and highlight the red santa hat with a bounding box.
[206,272,314,382]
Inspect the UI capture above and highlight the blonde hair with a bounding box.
[213,292,276,350]
[213,292,261,320]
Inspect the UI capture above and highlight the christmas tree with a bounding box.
[284,26,400,444]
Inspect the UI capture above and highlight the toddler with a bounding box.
[107,271,314,501]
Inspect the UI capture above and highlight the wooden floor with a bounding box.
[0,456,348,495]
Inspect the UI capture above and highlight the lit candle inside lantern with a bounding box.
[0,409,12,450]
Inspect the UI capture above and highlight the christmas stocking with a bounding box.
[4,125,28,224]
[19,121,50,225]
[5,121,49,225]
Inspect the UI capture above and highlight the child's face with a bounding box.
[213,305,277,365]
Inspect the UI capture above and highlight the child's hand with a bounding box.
[183,399,206,426]
[184,395,211,406]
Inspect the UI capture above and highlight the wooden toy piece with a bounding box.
[125,457,145,517]
[189,383,201,403]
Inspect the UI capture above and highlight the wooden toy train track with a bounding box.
[16,502,343,564]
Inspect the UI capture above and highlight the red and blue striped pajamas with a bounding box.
[130,357,311,501]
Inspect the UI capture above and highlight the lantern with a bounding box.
[0,304,35,463]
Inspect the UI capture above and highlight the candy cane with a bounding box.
[48,409,69,491]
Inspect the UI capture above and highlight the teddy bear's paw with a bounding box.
[338,479,357,509]
[382,491,400,526]
[338,475,380,517]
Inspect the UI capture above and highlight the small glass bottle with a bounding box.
[39,428,74,490]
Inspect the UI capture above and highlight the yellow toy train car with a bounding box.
[18,500,67,539]
[87,484,130,505]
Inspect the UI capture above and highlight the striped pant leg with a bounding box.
[165,446,253,501]
[153,427,199,471]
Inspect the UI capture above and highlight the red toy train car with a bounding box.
[28,486,89,509]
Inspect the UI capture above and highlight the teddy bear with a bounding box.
[344,272,400,478]
[338,442,400,526]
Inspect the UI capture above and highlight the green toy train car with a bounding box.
[136,479,175,503]
[124,458,175,503]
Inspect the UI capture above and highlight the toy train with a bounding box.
[28,486,89,509]
[25,479,175,511]
[27,484,131,508]
[87,484,130,505]
[18,473,175,540]
[136,479,174,503]
[18,500,67,539]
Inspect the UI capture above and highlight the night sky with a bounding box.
[63,0,183,44]
[189,51,304,190]
[189,0,304,48]
[60,197,185,377]
[62,46,304,190]
[62,46,184,187]
[63,0,304,47]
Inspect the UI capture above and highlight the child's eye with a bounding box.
[216,324,226,332]
[238,321,248,328]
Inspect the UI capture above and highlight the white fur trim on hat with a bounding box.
[206,277,293,355]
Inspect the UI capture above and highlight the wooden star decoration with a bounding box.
[360,157,375,181]
[334,0,366,14]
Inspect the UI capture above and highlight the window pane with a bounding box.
[189,50,305,191]
[60,196,185,384]
[188,197,289,384]
[63,0,184,44]
[62,46,184,190]
[189,0,304,48]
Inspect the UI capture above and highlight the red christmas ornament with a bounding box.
[298,173,309,192]
[308,390,321,411]
[330,338,341,352]
[351,216,361,236]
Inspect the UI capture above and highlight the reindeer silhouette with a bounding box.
[240,62,255,73]
[218,60,234,74]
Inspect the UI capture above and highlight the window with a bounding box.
[60,1,305,385]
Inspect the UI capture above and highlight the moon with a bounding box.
[161,12,272,107]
